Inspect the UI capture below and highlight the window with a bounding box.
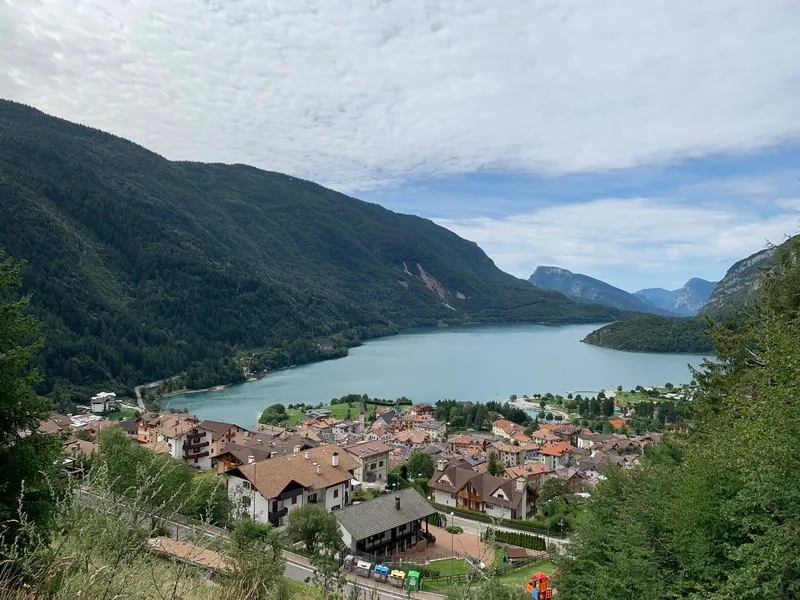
[241,496,251,508]
[292,495,297,505]
[370,463,376,469]
[334,488,339,498]
[379,460,384,467]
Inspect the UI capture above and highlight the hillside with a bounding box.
[529,266,674,315]
[636,277,716,316]
[581,314,713,353]
[700,243,782,315]
[584,237,796,353]
[0,100,621,399]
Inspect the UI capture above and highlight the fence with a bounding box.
[425,554,551,585]
[431,502,567,538]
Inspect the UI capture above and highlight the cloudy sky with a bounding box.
[3,0,800,290]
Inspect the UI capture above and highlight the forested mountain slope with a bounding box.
[529,266,674,315]
[0,100,619,398]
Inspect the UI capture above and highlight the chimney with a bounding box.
[247,455,255,464]
[305,450,310,460]
[516,477,526,492]
[316,465,321,475]
[437,458,447,473]
[395,495,401,511]
[294,445,301,454]
[332,452,339,467]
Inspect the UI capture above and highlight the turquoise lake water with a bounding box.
[165,323,711,428]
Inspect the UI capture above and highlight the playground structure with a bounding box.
[526,572,552,599]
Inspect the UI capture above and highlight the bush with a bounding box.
[445,525,463,534]
[485,528,546,551]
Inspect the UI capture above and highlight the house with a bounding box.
[391,429,429,448]
[212,443,275,474]
[416,420,446,442]
[530,429,561,445]
[63,438,98,458]
[36,413,72,436]
[364,421,391,442]
[428,459,533,519]
[90,392,117,414]
[305,408,333,419]
[226,444,359,527]
[156,414,205,465]
[342,441,393,483]
[118,419,139,440]
[552,424,580,445]
[331,420,363,445]
[522,442,541,462]
[335,488,436,557]
[501,462,551,487]
[553,467,588,494]
[450,434,494,453]
[505,547,530,565]
[511,432,532,444]
[197,420,248,457]
[136,412,163,444]
[491,419,524,439]
[576,432,610,450]
[71,416,114,440]
[490,441,526,468]
[244,434,315,456]
[412,403,436,417]
[538,441,574,470]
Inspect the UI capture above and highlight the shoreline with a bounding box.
[160,384,229,399]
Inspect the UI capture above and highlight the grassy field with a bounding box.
[421,558,476,593]
[422,556,556,594]
[494,558,556,585]
[284,402,358,426]
[104,407,140,421]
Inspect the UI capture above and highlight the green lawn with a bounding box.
[104,407,140,421]
[494,558,555,584]
[422,559,476,593]
[283,402,369,426]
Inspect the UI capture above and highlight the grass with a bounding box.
[494,559,556,585]
[422,558,476,593]
[104,406,140,420]
[283,401,370,426]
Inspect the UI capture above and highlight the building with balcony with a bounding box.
[335,488,435,557]
[342,440,392,483]
[226,444,359,527]
[428,459,533,520]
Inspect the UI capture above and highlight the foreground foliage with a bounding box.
[557,237,800,598]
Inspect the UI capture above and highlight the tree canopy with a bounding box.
[556,237,800,598]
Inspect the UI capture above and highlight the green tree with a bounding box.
[557,236,800,598]
[664,382,673,389]
[407,451,435,480]
[227,517,288,599]
[0,252,62,542]
[540,477,570,502]
[259,403,289,425]
[285,504,341,553]
[487,452,503,477]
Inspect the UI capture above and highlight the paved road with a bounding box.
[134,379,165,410]
[443,512,569,550]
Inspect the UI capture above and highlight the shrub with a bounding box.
[445,526,463,534]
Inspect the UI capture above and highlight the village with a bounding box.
[38,390,669,597]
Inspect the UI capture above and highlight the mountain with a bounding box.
[584,237,794,353]
[528,266,675,316]
[636,277,717,316]
[700,245,780,316]
[0,100,622,399]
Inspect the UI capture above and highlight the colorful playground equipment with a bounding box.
[526,572,552,599]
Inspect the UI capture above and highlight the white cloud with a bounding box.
[1,0,800,191]
[435,199,799,290]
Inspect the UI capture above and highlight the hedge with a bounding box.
[430,502,565,537]
[484,528,546,551]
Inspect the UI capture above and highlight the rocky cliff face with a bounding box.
[636,278,716,316]
[701,246,779,315]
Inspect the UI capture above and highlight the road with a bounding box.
[507,399,570,421]
[443,512,569,550]
[134,379,165,410]
[77,488,442,599]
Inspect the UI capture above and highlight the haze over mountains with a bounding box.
[528,266,715,317]
[0,100,621,396]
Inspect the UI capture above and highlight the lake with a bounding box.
[165,323,711,428]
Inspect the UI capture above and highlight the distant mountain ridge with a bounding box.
[701,245,780,315]
[529,266,676,316]
[636,278,716,316]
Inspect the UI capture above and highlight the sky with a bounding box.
[2,0,800,291]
